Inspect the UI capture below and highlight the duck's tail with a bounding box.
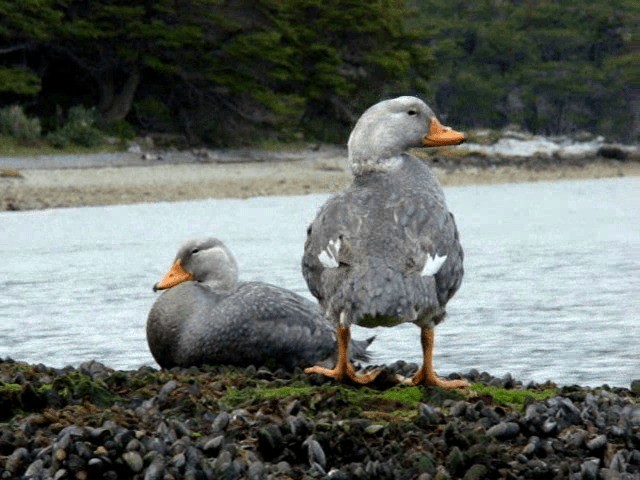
[330,259,437,327]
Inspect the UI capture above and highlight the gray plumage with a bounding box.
[302,96,464,331]
[147,237,372,370]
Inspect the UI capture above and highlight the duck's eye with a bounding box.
[407,110,417,116]
[191,248,199,254]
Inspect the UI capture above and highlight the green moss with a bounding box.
[471,384,558,408]
[378,386,423,404]
[52,372,120,407]
[36,383,53,394]
[0,383,23,393]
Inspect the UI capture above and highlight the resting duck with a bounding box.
[302,96,468,387]
[147,237,372,370]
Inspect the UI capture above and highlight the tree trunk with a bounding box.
[99,67,141,124]
[97,70,115,114]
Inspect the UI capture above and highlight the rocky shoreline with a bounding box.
[1,140,639,212]
[1,358,638,479]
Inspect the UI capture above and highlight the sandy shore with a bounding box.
[1,148,638,211]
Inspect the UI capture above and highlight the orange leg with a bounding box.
[305,325,379,384]
[412,327,469,388]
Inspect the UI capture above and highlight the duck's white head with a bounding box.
[153,237,239,291]
[347,96,465,175]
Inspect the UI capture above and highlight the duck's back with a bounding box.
[302,154,463,325]
[147,281,339,369]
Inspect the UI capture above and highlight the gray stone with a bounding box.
[580,458,600,480]
[6,447,29,474]
[247,460,265,480]
[486,422,520,439]
[305,436,326,469]
[445,447,465,477]
[203,435,224,454]
[24,459,45,477]
[364,424,385,435]
[160,380,178,395]
[143,457,165,480]
[542,417,557,433]
[53,469,68,480]
[122,451,144,473]
[463,464,488,480]
[586,434,607,451]
[212,411,230,431]
[418,403,440,424]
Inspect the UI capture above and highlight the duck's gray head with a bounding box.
[153,237,239,291]
[347,96,465,175]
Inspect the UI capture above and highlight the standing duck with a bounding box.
[147,237,371,370]
[302,96,468,387]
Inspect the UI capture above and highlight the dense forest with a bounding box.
[1,0,638,146]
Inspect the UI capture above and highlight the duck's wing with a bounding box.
[431,211,464,306]
[302,189,369,306]
[214,282,339,367]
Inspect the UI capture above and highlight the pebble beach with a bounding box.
[0,359,639,479]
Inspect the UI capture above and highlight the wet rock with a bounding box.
[445,446,465,477]
[66,453,86,473]
[304,436,326,470]
[213,450,233,476]
[23,458,45,477]
[123,451,144,472]
[522,436,540,456]
[257,425,283,458]
[246,460,265,480]
[462,464,487,480]
[159,380,178,396]
[609,450,628,473]
[597,144,628,160]
[580,458,600,480]
[501,372,515,389]
[144,456,165,480]
[203,435,224,455]
[586,434,607,452]
[418,403,441,425]
[486,422,520,440]
[542,417,558,433]
[52,469,69,480]
[6,447,30,474]
[364,424,385,435]
[212,411,230,432]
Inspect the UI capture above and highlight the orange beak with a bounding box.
[422,117,465,147]
[153,260,195,291]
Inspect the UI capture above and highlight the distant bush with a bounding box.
[102,120,136,140]
[0,105,42,144]
[47,106,105,148]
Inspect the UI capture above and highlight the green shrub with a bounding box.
[0,105,42,144]
[103,119,136,140]
[46,106,105,148]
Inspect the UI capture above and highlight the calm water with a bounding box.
[1,177,638,387]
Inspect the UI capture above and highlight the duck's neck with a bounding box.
[200,268,238,291]
[349,153,404,176]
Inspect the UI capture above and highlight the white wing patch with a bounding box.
[422,253,448,276]
[318,238,341,268]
